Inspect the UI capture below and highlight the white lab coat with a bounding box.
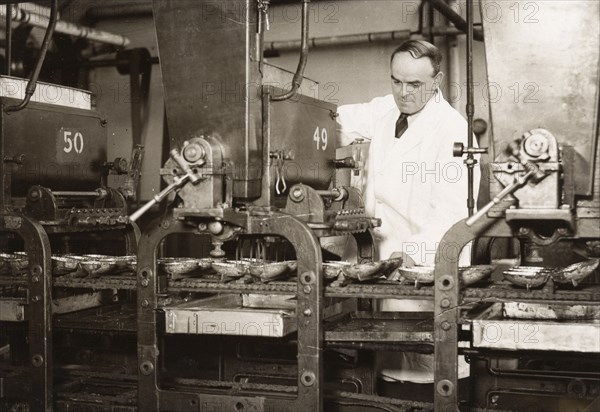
[337,90,477,383]
[337,91,479,266]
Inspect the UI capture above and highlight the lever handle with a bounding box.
[129,174,190,222]
[466,170,534,227]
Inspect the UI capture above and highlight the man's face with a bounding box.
[390,52,442,115]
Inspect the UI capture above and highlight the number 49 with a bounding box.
[313,127,328,151]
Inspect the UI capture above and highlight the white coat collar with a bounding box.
[378,89,446,169]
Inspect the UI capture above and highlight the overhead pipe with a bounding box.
[271,0,311,101]
[5,0,58,113]
[266,29,411,54]
[18,2,61,19]
[429,0,484,41]
[84,3,153,21]
[0,4,130,47]
[265,25,477,54]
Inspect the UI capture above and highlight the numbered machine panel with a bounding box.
[264,86,337,207]
[1,83,107,197]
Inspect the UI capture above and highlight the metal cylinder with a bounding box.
[265,29,411,53]
[0,4,130,47]
[51,191,103,197]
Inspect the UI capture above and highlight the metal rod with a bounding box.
[271,0,310,101]
[51,191,102,197]
[466,0,475,217]
[5,3,11,76]
[315,190,338,197]
[73,56,160,69]
[0,4,130,47]
[4,0,58,113]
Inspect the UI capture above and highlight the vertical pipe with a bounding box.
[466,0,475,216]
[0,106,5,210]
[4,0,58,113]
[428,0,435,43]
[447,0,460,110]
[5,3,11,76]
[271,0,310,101]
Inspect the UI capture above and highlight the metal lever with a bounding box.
[129,148,201,222]
[120,144,144,200]
[466,169,535,227]
[129,174,190,222]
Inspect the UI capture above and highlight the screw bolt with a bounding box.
[32,354,44,367]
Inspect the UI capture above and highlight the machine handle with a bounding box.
[129,174,190,222]
[170,149,201,184]
[466,169,534,227]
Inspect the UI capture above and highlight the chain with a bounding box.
[173,378,298,394]
[46,275,600,303]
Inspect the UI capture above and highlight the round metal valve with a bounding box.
[523,131,550,159]
[182,142,206,163]
[453,142,464,157]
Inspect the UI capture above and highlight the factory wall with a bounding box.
[63,0,490,202]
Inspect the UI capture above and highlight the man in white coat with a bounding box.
[337,40,478,400]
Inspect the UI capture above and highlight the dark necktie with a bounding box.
[395,113,409,139]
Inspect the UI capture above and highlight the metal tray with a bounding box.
[398,265,495,286]
[322,261,350,279]
[159,257,209,279]
[550,258,600,286]
[211,260,250,279]
[164,295,296,337]
[164,295,354,338]
[247,261,291,282]
[503,259,600,289]
[470,303,600,353]
[52,255,85,275]
[342,258,403,282]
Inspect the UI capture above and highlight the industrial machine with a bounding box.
[0,0,598,411]
[0,2,141,411]
[434,1,600,410]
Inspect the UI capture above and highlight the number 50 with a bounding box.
[313,127,328,151]
[63,130,84,154]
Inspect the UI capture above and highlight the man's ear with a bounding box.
[433,71,444,90]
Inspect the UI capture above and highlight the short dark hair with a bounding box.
[390,40,443,76]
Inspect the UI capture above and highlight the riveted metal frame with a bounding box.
[0,211,138,410]
[0,213,52,411]
[137,211,325,411]
[434,217,511,411]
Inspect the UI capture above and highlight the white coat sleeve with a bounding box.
[336,102,375,147]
